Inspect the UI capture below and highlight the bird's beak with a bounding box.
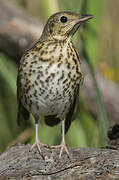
[68,14,94,36]
[79,14,94,22]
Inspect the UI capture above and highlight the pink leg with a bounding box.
[52,119,69,158]
[31,122,42,153]
[31,121,48,153]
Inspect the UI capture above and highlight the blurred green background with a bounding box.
[0,0,119,153]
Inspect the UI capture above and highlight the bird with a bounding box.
[17,11,94,158]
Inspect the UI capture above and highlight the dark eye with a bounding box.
[60,16,68,23]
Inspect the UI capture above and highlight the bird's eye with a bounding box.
[60,16,68,23]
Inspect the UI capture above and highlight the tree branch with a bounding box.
[0,0,43,61]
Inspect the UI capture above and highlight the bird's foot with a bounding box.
[31,139,42,153]
[52,141,69,158]
[31,139,49,153]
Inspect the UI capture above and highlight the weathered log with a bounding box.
[0,143,119,179]
[0,125,118,179]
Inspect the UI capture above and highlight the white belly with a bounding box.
[21,61,78,117]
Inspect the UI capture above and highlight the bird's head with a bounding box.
[41,11,94,41]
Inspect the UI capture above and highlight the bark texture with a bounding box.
[0,143,119,180]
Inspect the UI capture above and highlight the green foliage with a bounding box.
[80,0,101,66]
[0,54,20,153]
[39,0,59,20]
[79,0,108,145]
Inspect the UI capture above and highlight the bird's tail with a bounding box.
[44,115,60,126]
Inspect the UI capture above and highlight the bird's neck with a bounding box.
[52,35,71,42]
[40,33,72,43]
[36,37,74,62]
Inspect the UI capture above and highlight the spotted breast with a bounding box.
[18,38,82,119]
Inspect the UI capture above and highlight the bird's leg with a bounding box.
[31,117,49,153]
[59,119,69,158]
[52,119,69,158]
[31,118,41,153]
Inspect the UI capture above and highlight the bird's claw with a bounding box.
[31,139,42,153]
[52,141,69,158]
[31,139,49,153]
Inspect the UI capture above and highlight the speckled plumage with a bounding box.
[17,11,94,158]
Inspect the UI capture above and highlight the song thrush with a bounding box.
[17,11,94,158]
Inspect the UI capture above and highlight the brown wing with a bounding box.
[17,100,30,126]
[17,74,30,126]
[65,91,79,134]
[65,71,83,134]
[16,41,43,126]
